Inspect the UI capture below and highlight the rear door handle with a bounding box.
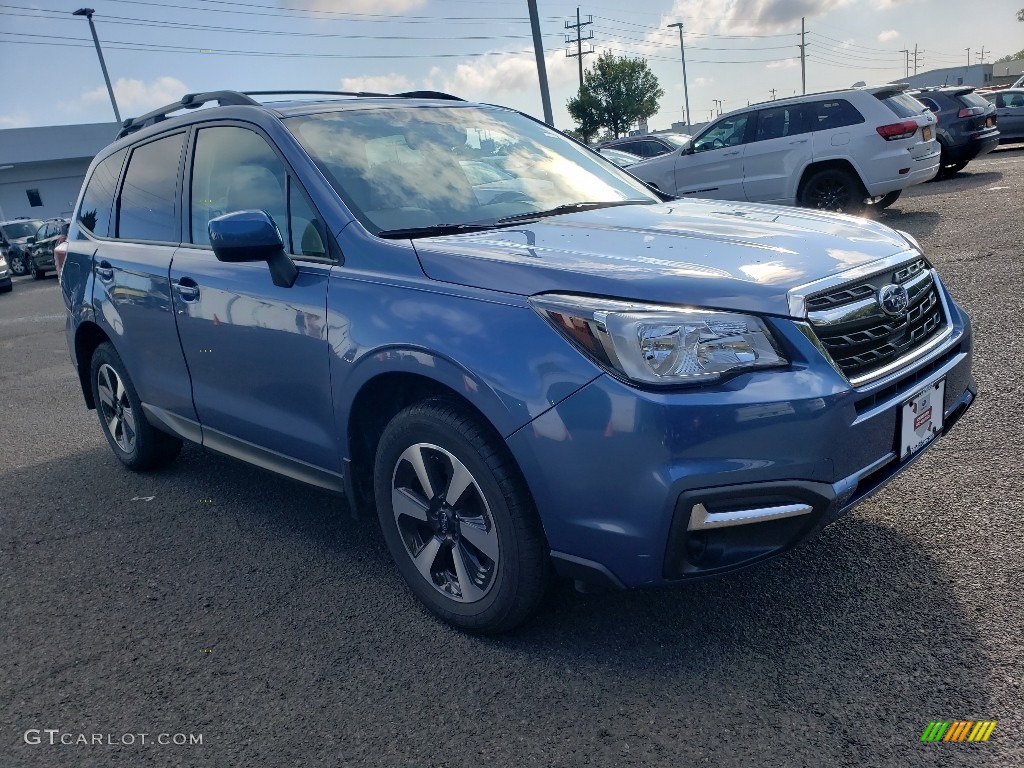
[174,277,200,302]
[95,260,113,281]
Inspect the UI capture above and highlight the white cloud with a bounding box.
[0,113,32,129]
[280,0,426,14]
[339,74,415,94]
[425,50,577,101]
[81,76,188,114]
[877,29,900,41]
[767,58,799,69]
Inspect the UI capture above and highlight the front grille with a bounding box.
[807,258,948,382]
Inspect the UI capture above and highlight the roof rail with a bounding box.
[115,88,467,139]
[116,91,259,139]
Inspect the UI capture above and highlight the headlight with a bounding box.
[530,294,787,386]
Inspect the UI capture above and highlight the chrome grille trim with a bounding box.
[795,255,953,387]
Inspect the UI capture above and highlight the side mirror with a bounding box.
[681,141,695,155]
[209,210,297,288]
[26,236,36,244]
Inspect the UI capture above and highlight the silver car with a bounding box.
[981,89,1024,143]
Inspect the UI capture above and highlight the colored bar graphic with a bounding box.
[921,720,996,743]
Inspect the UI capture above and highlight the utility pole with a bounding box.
[73,8,121,123]
[769,88,778,100]
[667,21,691,128]
[965,48,971,67]
[565,8,594,92]
[913,43,919,76]
[712,99,723,116]
[975,46,987,65]
[900,49,910,79]
[526,0,554,126]
[799,17,807,95]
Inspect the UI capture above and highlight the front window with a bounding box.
[286,106,657,235]
[693,115,750,152]
[1,220,44,240]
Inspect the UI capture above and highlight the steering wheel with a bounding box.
[710,138,725,150]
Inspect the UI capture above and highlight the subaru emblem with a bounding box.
[879,284,910,316]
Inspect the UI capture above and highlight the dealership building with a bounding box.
[0,121,119,222]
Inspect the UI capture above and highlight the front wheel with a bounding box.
[8,251,28,276]
[798,168,865,213]
[870,190,902,210]
[90,342,182,470]
[374,399,549,633]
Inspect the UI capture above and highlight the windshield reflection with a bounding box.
[286,106,658,234]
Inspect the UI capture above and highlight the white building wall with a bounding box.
[0,159,91,221]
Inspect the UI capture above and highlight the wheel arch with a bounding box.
[74,320,113,409]
[796,158,867,201]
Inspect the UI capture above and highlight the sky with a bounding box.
[1,0,1023,132]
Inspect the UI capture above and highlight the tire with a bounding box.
[8,250,27,276]
[31,263,45,280]
[939,160,968,178]
[798,167,865,213]
[871,190,902,210]
[89,342,182,471]
[0,282,11,294]
[374,399,549,634]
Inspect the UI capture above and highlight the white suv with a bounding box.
[629,85,939,212]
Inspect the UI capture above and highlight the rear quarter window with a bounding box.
[957,92,990,110]
[808,99,865,130]
[76,148,127,238]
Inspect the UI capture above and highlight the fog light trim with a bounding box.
[687,502,814,531]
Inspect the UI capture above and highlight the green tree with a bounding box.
[566,88,603,144]
[567,51,664,139]
[1018,7,1023,20]
[995,49,1024,63]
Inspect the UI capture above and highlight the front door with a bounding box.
[170,123,339,478]
[673,113,752,200]
[743,104,812,203]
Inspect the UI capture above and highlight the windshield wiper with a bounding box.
[495,199,651,224]
[377,223,498,239]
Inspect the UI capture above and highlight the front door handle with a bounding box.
[789,139,808,145]
[174,278,200,302]
[96,260,113,281]
[722,150,741,156]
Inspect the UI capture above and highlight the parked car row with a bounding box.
[0,216,68,281]
[598,82,1007,213]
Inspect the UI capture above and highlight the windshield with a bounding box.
[286,105,658,234]
[1,220,44,239]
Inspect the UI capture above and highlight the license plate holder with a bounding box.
[900,379,945,460]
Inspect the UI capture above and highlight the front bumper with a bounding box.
[508,287,975,588]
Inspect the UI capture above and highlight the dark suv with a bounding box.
[599,133,691,158]
[1,218,45,276]
[62,90,974,632]
[26,218,69,279]
[910,87,999,177]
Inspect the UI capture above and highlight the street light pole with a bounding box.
[73,8,121,124]
[526,0,554,126]
[667,22,691,129]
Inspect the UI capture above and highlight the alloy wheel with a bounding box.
[807,177,852,211]
[96,363,137,453]
[391,442,500,603]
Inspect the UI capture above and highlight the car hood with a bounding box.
[412,199,918,317]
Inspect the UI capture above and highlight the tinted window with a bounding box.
[190,126,287,246]
[640,140,669,157]
[809,99,865,130]
[916,97,941,114]
[118,133,184,242]
[875,91,925,119]
[754,105,809,141]
[957,92,990,110]
[613,141,640,154]
[693,114,750,152]
[77,148,126,237]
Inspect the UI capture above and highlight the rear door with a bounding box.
[672,112,752,200]
[742,103,811,203]
[995,92,1024,138]
[90,131,199,429]
[169,123,339,478]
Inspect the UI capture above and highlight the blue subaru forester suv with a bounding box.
[60,90,975,632]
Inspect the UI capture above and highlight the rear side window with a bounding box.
[875,91,925,119]
[808,99,864,130]
[754,105,809,141]
[118,133,185,243]
[916,96,941,114]
[76,148,127,238]
[640,140,669,157]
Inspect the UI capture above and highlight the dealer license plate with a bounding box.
[900,379,944,460]
[923,126,933,141]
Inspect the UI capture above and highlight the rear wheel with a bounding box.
[31,262,45,279]
[374,399,549,633]
[798,168,865,213]
[90,342,182,470]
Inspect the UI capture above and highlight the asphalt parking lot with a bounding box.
[2,147,1022,767]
